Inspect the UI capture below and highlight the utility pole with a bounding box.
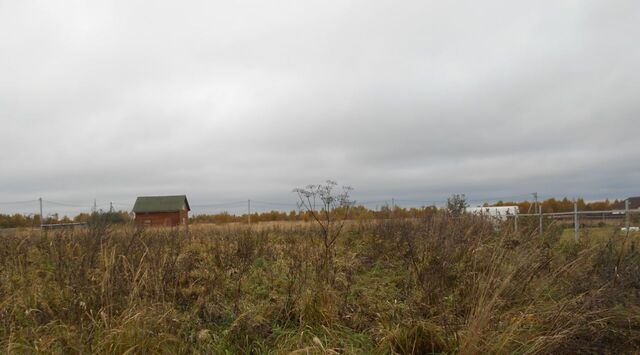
[248,199,251,226]
[574,199,579,242]
[391,197,395,218]
[93,199,97,213]
[39,197,43,227]
[539,203,543,235]
[109,202,114,213]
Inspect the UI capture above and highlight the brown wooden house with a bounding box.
[133,195,190,227]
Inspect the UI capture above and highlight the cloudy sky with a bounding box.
[1,0,639,216]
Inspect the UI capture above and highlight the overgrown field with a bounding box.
[1,215,640,354]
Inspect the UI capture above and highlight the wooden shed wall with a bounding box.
[135,211,187,227]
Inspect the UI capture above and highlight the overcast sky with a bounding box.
[1,1,639,216]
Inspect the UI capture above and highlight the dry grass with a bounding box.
[1,214,639,354]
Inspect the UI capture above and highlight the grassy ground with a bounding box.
[0,227,18,237]
[559,225,640,241]
[1,215,640,354]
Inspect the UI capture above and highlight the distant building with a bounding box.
[612,197,640,210]
[132,195,190,227]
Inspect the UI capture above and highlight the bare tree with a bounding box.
[293,180,354,279]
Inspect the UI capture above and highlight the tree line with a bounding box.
[0,210,131,229]
[190,205,440,224]
[0,197,627,229]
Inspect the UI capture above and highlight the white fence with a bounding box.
[496,202,638,241]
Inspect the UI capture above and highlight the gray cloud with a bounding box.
[1,0,639,216]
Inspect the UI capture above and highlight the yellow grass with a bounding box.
[1,215,640,353]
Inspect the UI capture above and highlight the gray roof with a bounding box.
[616,197,640,210]
[132,195,190,213]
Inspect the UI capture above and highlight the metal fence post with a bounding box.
[626,199,630,231]
[39,197,43,227]
[574,200,579,242]
[539,204,543,236]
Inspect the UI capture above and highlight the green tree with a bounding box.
[446,194,468,216]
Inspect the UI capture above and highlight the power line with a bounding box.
[42,200,92,208]
[0,193,572,211]
[190,201,247,208]
[111,202,132,207]
[4,193,628,219]
[357,200,391,205]
[0,199,38,205]
[250,200,298,207]
[393,198,447,205]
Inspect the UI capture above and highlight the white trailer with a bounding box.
[466,206,519,221]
